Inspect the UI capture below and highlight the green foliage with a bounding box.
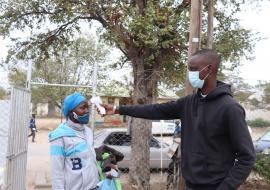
[0,86,6,99]
[202,0,261,72]
[247,118,270,128]
[254,153,270,182]
[223,73,255,104]
[8,69,27,87]
[250,82,270,110]
[249,98,261,108]
[8,36,110,107]
[0,0,260,89]
[263,83,270,105]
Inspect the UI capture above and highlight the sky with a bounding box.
[237,1,270,85]
[0,1,270,89]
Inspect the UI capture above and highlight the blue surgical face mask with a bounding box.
[73,112,90,124]
[188,65,210,89]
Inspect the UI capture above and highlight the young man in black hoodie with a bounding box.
[101,49,255,190]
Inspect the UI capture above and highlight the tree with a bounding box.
[0,86,6,99]
[259,82,270,110]
[8,36,109,116]
[0,0,260,188]
[223,73,255,104]
[263,84,270,105]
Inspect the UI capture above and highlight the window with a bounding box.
[108,97,115,104]
[150,138,160,148]
[103,132,161,148]
[261,131,270,141]
[104,132,131,146]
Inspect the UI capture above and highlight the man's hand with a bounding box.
[98,104,119,116]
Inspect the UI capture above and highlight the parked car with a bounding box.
[253,130,270,153]
[94,128,172,169]
[152,120,176,135]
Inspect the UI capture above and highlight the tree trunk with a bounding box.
[129,51,160,190]
[47,100,56,117]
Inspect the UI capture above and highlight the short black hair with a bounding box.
[191,49,221,65]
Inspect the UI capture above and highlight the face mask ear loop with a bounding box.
[200,64,211,80]
[73,112,78,119]
[203,72,210,80]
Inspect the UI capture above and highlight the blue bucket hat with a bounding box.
[62,92,86,118]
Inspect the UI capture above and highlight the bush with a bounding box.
[247,118,270,128]
[254,154,270,182]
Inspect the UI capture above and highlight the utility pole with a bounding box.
[188,0,203,57]
[182,0,203,188]
[90,55,98,133]
[207,0,214,49]
[185,0,203,95]
[26,60,32,90]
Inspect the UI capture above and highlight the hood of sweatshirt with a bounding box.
[198,81,232,101]
[48,123,76,142]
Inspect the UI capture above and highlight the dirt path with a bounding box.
[26,130,50,190]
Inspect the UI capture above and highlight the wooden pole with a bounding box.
[181,0,203,189]
[185,0,203,96]
[188,0,203,57]
[207,0,214,49]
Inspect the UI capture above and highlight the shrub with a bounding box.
[247,118,270,128]
[254,153,270,182]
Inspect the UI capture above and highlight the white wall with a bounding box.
[37,103,48,116]
[245,108,270,121]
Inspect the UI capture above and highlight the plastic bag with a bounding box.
[97,178,117,190]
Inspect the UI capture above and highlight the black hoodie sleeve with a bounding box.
[217,104,256,190]
[118,97,186,120]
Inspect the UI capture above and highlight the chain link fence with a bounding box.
[0,87,31,190]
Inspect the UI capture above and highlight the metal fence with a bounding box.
[93,120,182,190]
[0,99,10,190]
[0,87,31,190]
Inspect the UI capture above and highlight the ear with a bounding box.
[207,64,213,74]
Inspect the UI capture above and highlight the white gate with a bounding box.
[0,87,31,190]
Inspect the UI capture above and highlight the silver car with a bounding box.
[94,128,172,169]
[254,130,270,153]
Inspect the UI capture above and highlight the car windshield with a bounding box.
[260,131,270,141]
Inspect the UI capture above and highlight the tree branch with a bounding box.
[135,0,147,15]
[15,8,64,20]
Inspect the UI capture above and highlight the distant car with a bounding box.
[94,128,172,169]
[254,130,270,153]
[152,120,176,135]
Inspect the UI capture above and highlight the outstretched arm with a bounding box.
[102,97,186,120]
